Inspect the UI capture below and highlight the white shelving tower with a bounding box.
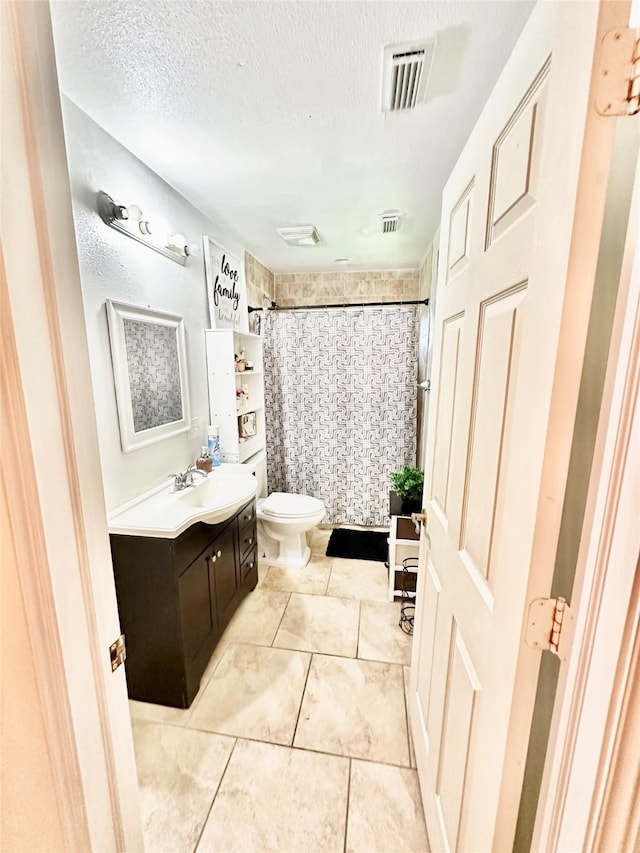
[205,329,267,465]
[387,515,420,601]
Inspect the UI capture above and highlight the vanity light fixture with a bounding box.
[166,234,201,257]
[96,191,190,265]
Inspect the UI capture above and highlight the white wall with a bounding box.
[61,98,245,510]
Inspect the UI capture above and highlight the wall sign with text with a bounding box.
[203,236,249,332]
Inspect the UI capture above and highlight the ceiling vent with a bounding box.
[276,225,322,246]
[381,39,435,113]
[380,211,402,234]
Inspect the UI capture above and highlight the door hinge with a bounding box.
[525,597,575,662]
[595,28,640,116]
[109,634,126,672]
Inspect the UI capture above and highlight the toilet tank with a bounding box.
[243,449,267,498]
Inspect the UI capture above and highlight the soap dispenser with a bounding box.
[196,446,212,474]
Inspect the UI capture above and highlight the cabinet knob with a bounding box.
[248,538,253,546]
[211,555,217,563]
[250,561,254,569]
[217,550,222,558]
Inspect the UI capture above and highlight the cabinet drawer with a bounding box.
[237,500,255,533]
[238,500,257,558]
[239,545,257,583]
[238,524,256,560]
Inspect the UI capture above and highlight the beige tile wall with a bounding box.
[245,251,275,309]
[418,244,433,301]
[274,270,420,307]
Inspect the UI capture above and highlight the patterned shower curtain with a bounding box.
[262,307,418,526]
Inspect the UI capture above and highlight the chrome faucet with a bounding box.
[170,463,208,491]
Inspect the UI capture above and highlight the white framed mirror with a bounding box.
[106,300,191,452]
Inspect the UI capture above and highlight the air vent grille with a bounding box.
[380,212,402,234]
[381,39,435,113]
[391,50,424,111]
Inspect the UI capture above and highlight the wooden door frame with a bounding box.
[533,135,639,852]
[2,2,143,849]
[3,0,635,849]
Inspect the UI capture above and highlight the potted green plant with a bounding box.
[390,465,424,516]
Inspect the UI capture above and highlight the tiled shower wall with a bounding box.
[274,270,420,307]
[244,251,275,308]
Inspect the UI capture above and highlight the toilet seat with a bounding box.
[259,492,324,519]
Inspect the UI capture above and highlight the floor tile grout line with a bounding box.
[260,586,331,597]
[343,757,352,853]
[290,651,315,747]
[322,556,332,595]
[355,600,362,659]
[270,642,359,661]
[134,720,416,771]
[191,736,238,853]
[270,591,292,646]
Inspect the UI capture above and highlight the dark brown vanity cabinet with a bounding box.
[110,499,257,709]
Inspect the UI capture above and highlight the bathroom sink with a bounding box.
[178,471,254,510]
[108,466,257,538]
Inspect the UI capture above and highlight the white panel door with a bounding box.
[408,2,627,850]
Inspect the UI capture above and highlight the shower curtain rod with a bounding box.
[248,298,428,313]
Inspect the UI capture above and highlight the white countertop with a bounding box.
[108,465,257,539]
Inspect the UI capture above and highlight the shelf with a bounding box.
[391,563,419,573]
[239,435,265,462]
[233,331,262,341]
[236,403,264,416]
[205,329,262,341]
[235,370,263,377]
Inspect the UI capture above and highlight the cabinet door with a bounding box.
[178,551,216,663]
[211,523,238,626]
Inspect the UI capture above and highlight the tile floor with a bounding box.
[129,527,429,853]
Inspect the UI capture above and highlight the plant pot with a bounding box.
[401,497,421,516]
[389,491,421,517]
[389,490,403,516]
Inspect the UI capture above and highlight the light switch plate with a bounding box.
[188,416,200,440]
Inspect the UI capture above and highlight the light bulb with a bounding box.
[167,233,186,249]
[186,243,201,257]
[125,204,143,222]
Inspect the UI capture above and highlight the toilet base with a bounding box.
[258,527,312,570]
[265,544,312,570]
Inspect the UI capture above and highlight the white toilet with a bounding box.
[257,492,326,569]
[244,451,325,569]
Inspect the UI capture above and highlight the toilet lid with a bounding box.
[261,492,324,519]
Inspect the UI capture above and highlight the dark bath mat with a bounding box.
[326,528,388,563]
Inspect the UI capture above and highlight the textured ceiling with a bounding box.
[51,0,534,273]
